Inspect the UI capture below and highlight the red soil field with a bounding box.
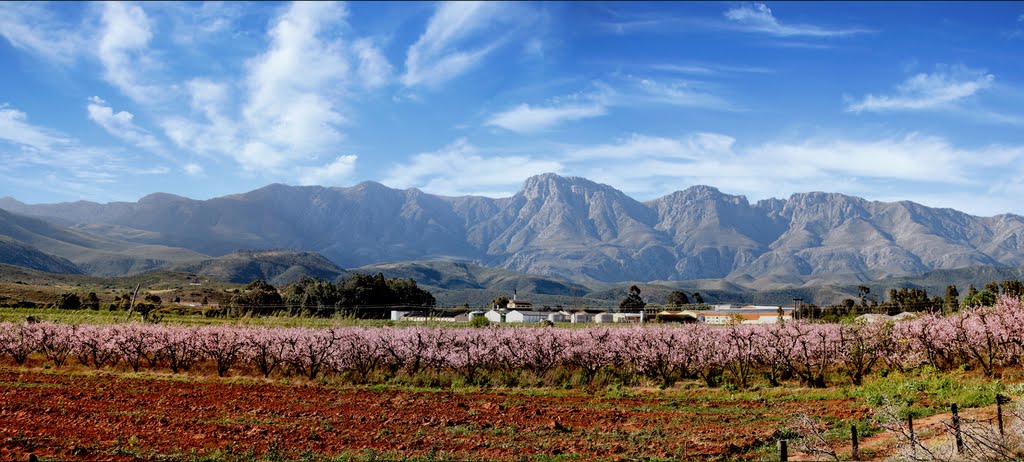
[0,368,868,461]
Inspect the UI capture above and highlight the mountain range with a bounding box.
[2,173,1023,291]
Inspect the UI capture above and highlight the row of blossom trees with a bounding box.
[3,297,1024,388]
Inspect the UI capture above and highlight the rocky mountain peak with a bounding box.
[4,176,1024,288]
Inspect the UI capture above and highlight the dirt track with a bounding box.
[0,368,869,461]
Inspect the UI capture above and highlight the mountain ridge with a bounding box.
[3,173,1022,288]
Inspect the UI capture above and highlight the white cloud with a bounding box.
[297,155,358,186]
[98,2,161,104]
[0,105,72,151]
[0,104,170,194]
[383,138,562,197]
[0,2,88,64]
[487,76,734,134]
[183,163,203,176]
[487,103,607,133]
[846,65,995,113]
[86,96,164,153]
[164,2,244,46]
[628,77,735,110]
[157,2,385,182]
[545,132,1024,217]
[567,133,735,161]
[402,2,520,87]
[161,78,239,159]
[724,3,871,37]
[352,38,393,89]
[652,63,775,76]
[241,1,350,171]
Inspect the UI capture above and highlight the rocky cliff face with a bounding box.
[4,173,1023,287]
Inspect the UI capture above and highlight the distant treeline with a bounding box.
[806,279,1024,322]
[217,273,436,319]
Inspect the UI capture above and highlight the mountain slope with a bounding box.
[6,174,1024,287]
[352,260,591,296]
[169,250,349,286]
[0,208,206,276]
[0,236,82,274]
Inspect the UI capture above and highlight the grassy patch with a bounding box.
[854,367,1006,416]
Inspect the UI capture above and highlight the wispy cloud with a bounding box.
[0,104,170,196]
[297,155,358,186]
[98,2,163,104]
[625,77,736,110]
[0,2,88,65]
[724,3,871,37]
[352,38,393,89]
[86,96,164,155]
[486,102,607,133]
[651,63,774,76]
[0,105,72,151]
[845,64,995,113]
[487,76,736,133]
[402,2,528,87]
[555,132,1024,216]
[383,138,561,197]
[1006,13,1024,39]
[377,131,1024,217]
[241,2,350,171]
[567,133,735,161]
[183,162,203,176]
[156,2,399,182]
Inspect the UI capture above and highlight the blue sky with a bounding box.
[1,2,1023,216]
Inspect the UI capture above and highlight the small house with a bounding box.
[506,310,555,323]
[484,309,506,323]
[594,312,615,323]
[613,312,642,323]
[507,299,532,309]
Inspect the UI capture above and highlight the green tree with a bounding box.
[231,279,283,316]
[857,285,871,307]
[666,290,690,307]
[619,285,646,311]
[692,292,704,305]
[963,289,997,307]
[1001,279,1024,298]
[944,285,959,313]
[469,315,490,327]
[491,296,510,309]
[283,278,341,317]
[334,273,435,318]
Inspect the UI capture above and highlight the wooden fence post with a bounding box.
[778,439,788,461]
[997,393,1006,437]
[952,403,964,454]
[908,414,916,457]
[851,424,859,461]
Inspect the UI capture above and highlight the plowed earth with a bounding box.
[0,369,867,461]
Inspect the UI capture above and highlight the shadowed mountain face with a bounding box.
[4,173,1024,288]
[0,236,82,275]
[0,208,205,276]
